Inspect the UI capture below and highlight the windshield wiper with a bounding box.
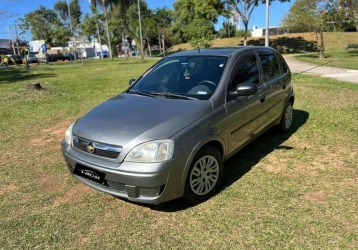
[150,92,198,100]
[127,89,156,98]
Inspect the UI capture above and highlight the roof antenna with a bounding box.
[197,47,200,53]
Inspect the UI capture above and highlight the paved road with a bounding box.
[284,55,358,84]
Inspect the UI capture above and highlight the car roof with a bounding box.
[167,46,274,57]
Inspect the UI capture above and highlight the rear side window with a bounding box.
[231,53,260,90]
[259,53,280,81]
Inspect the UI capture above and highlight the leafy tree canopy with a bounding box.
[0,0,24,19]
[54,0,82,30]
[338,0,358,30]
[225,0,290,45]
[18,5,70,45]
[282,0,328,58]
[173,0,224,47]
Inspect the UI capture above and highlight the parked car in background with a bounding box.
[62,46,294,204]
[23,53,39,64]
[9,55,23,65]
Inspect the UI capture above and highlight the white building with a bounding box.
[230,10,241,30]
[66,38,109,58]
[252,26,289,37]
[0,39,13,54]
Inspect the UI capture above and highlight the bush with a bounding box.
[189,37,213,49]
[236,30,252,38]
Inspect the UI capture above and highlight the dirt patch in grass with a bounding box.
[41,155,61,165]
[264,156,287,173]
[333,160,353,171]
[78,237,90,244]
[305,192,326,204]
[0,184,18,195]
[39,174,66,193]
[30,120,72,149]
[0,154,16,166]
[51,184,93,209]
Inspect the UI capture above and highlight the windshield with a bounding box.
[130,55,228,100]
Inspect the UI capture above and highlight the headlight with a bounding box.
[64,122,75,145]
[124,140,174,163]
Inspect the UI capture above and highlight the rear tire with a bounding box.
[279,101,293,132]
[183,146,223,203]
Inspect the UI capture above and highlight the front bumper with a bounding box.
[61,140,190,204]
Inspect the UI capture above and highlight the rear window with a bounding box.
[259,53,281,81]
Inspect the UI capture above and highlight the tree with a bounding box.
[125,0,152,59]
[142,15,156,56]
[18,5,70,45]
[218,21,237,38]
[54,0,81,31]
[88,0,104,59]
[173,0,225,48]
[338,0,358,30]
[108,0,136,55]
[282,0,327,58]
[225,0,290,46]
[0,0,24,19]
[155,7,174,54]
[97,0,115,60]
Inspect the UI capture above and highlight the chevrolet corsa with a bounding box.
[62,47,294,204]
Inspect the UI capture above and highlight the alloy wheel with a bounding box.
[189,155,219,196]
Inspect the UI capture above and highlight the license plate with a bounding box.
[74,164,105,183]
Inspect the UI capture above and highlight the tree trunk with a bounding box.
[161,35,165,57]
[317,31,325,59]
[102,1,113,60]
[27,83,44,91]
[147,38,151,56]
[96,22,104,60]
[243,22,248,46]
[158,32,162,54]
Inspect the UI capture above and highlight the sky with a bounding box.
[0,0,294,41]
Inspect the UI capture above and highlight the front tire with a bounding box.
[183,146,223,203]
[279,101,293,132]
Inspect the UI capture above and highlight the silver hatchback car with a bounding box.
[62,47,294,204]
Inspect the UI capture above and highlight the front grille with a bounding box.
[72,136,122,159]
[76,175,127,195]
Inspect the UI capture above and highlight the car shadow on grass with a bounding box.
[147,109,310,212]
[221,109,309,188]
[0,66,56,85]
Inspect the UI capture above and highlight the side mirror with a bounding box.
[129,78,136,85]
[228,83,257,100]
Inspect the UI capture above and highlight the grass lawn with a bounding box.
[295,50,358,70]
[1,58,358,249]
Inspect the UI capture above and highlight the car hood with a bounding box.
[73,93,213,147]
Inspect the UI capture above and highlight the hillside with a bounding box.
[167,32,358,54]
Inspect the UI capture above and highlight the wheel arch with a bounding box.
[178,135,225,197]
[276,92,295,125]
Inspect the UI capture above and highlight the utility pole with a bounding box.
[14,23,20,55]
[162,35,165,57]
[157,23,162,56]
[265,0,270,47]
[67,0,76,61]
[228,18,230,38]
[158,32,162,55]
[7,26,16,55]
[102,0,113,60]
[137,0,144,60]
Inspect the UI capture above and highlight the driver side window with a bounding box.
[231,53,260,91]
